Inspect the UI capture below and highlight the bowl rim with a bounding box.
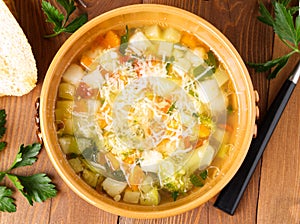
[40,4,256,218]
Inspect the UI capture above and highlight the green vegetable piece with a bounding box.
[167,102,176,114]
[140,187,161,205]
[249,1,300,79]
[204,50,218,73]
[190,174,204,187]
[42,0,88,38]
[82,169,99,187]
[9,144,41,170]
[199,170,208,180]
[68,157,84,173]
[0,186,16,212]
[120,25,129,54]
[9,174,57,206]
[193,64,213,80]
[171,191,179,201]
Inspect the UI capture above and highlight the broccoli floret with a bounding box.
[158,160,193,200]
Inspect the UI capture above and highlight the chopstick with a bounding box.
[214,61,300,215]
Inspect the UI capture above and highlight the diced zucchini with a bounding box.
[144,25,162,40]
[76,137,94,153]
[68,157,84,173]
[140,187,160,206]
[213,67,229,87]
[123,188,140,204]
[82,168,99,187]
[102,177,127,198]
[62,64,85,86]
[56,100,74,119]
[162,27,181,43]
[62,118,74,135]
[58,83,76,100]
[58,136,80,154]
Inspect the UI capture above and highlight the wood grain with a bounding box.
[0,0,299,223]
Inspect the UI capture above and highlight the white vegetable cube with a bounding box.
[162,27,181,43]
[198,144,215,169]
[158,41,173,57]
[140,150,163,173]
[62,64,85,86]
[144,25,162,40]
[173,57,191,73]
[82,69,104,89]
[184,50,203,67]
[198,78,220,103]
[128,31,152,54]
[123,189,140,204]
[99,50,119,72]
[102,177,127,198]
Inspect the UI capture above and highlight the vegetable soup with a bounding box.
[55,25,239,205]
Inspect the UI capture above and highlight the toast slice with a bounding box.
[0,0,37,96]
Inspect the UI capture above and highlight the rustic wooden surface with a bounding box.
[0,0,299,223]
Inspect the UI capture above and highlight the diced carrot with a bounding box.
[97,118,107,129]
[80,54,93,70]
[199,124,211,138]
[180,31,201,48]
[218,123,234,132]
[102,30,121,49]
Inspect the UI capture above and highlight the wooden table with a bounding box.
[1,0,299,223]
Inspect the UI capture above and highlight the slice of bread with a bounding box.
[0,0,37,96]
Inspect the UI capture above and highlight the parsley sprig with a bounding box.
[249,0,300,79]
[42,0,88,38]
[0,110,57,212]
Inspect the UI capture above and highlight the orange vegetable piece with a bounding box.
[199,124,211,138]
[101,30,121,49]
[80,54,93,69]
[180,31,201,48]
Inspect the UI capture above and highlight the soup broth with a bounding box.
[55,24,238,205]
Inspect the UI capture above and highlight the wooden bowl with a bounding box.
[40,4,256,218]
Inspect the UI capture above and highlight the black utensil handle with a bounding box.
[213,78,296,215]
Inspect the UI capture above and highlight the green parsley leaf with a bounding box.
[63,13,88,33]
[57,0,76,16]
[199,170,208,180]
[190,174,204,187]
[41,0,64,32]
[273,1,297,45]
[42,0,88,38]
[171,191,179,201]
[167,102,176,114]
[120,25,129,54]
[249,1,300,79]
[14,174,57,205]
[0,186,16,212]
[204,50,218,73]
[9,144,41,170]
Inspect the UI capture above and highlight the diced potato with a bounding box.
[58,136,80,154]
[184,50,203,67]
[82,69,104,89]
[198,144,215,169]
[157,41,173,57]
[162,27,181,43]
[82,168,99,187]
[68,157,84,173]
[58,83,75,100]
[139,175,154,193]
[144,25,162,40]
[140,150,163,173]
[128,31,152,54]
[123,188,140,204]
[62,64,85,86]
[102,177,127,198]
[173,57,191,73]
[99,50,119,72]
[140,187,160,206]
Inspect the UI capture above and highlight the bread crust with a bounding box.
[0,0,37,96]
